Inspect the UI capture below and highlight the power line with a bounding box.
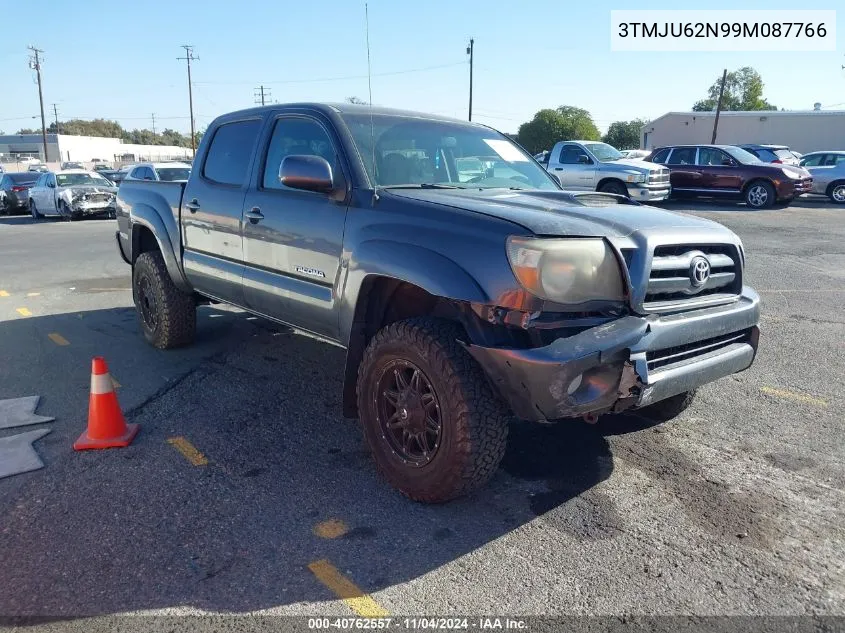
[193,61,466,86]
[254,85,271,106]
[177,45,199,154]
[27,46,49,162]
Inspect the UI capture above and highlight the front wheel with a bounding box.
[636,390,697,423]
[132,251,196,349]
[599,180,628,197]
[745,181,775,209]
[828,182,845,204]
[357,317,509,503]
[30,200,41,220]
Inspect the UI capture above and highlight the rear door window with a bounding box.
[667,147,697,165]
[203,120,262,186]
[773,149,794,161]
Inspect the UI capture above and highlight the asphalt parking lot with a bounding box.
[0,197,843,626]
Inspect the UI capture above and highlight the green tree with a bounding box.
[16,128,38,134]
[602,119,648,150]
[692,67,776,112]
[516,106,600,155]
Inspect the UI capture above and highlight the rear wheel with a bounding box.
[132,251,196,349]
[599,180,628,197]
[745,181,775,209]
[30,199,41,220]
[357,317,509,503]
[827,181,845,204]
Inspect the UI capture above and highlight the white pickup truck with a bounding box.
[538,140,671,202]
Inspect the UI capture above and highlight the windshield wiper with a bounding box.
[381,183,464,190]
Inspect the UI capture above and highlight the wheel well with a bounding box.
[596,178,627,193]
[742,178,774,195]
[342,277,466,418]
[132,225,159,263]
[826,179,845,196]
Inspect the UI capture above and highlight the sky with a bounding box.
[1,0,843,137]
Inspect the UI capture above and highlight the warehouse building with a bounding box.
[0,133,193,167]
[641,110,845,154]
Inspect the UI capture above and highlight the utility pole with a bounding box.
[151,113,156,135]
[466,38,474,121]
[178,45,198,154]
[51,103,60,134]
[711,68,728,144]
[254,85,271,106]
[27,46,49,163]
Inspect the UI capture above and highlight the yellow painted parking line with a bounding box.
[167,436,209,466]
[16,307,32,317]
[0,290,9,297]
[26,292,41,297]
[314,519,349,539]
[47,333,70,346]
[761,386,827,408]
[308,559,389,617]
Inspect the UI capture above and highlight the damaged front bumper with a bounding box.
[465,288,761,421]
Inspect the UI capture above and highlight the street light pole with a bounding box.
[466,38,474,121]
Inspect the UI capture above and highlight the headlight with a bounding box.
[781,167,801,179]
[506,237,625,304]
[625,173,646,184]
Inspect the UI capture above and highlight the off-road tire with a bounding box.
[637,389,697,423]
[357,317,509,503]
[599,180,628,197]
[132,251,196,349]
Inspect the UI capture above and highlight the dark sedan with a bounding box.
[1,172,39,215]
[645,144,813,209]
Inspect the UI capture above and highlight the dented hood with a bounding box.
[60,185,118,196]
[384,188,728,238]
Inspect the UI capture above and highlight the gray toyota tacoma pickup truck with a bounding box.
[115,103,760,503]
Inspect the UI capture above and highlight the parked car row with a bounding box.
[535,140,843,207]
[0,161,193,219]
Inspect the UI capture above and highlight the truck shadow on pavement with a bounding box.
[0,308,660,618]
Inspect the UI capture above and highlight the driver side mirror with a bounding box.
[722,158,736,166]
[47,182,55,188]
[577,154,592,165]
[279,155,335,193]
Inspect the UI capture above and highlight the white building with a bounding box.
[641,110,845,154]
[0,133,193,166]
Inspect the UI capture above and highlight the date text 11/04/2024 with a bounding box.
[307,618,527,630]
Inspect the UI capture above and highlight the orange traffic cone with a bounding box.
[73,357,139,451]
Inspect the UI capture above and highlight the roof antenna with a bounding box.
[365,2,379,203]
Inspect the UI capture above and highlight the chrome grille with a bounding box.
[647,329,752,372]
[647,168,670,185]
[644,244,741,310]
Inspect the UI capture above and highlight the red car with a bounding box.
[645,144,812,208]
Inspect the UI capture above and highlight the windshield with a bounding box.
[56,173,113,187]
[156,167,191,182]
[341,113,559,191]
[582,142,624,162]
[723,146,764,164]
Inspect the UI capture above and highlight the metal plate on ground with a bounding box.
[0,396,55,430]
[0,429,52,479]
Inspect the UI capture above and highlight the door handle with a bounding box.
[245,207,264,224]
[185,198,200,213]
[554,167,564,171]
